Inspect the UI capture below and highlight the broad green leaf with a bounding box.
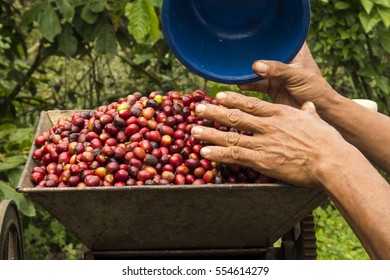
[81,5,98,24]
[95,21,118,54]
[147,0,163,7]
[379,29,390,52]
[377,76,390,93]
[8,128,34,143]
[0,162,21,172]
[73,13,101,42]
[58,24,78,56]
[7,166,24,188]
[371,0,390,8]
[106,0,123,11]
[0,124,17,138]
[324,18,337,28]
[147,0,160,43]
[0,180,36,217]
[335,2,350,10]
[129,0,151,41]
[133,53,154,64]
[55,0,75,21]
[21,2,46,26]
[4,155,26,165]
[378,7,390,27]
[361,0,374,14]
[38,2,62,42]
[69,0,87,6]
[359,11,381,32]
[88,0,105,13]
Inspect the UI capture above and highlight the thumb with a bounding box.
[301,102,320,118]
[253,60,301,80]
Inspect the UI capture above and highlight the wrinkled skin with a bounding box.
[191,92,344,188]
[191,43,390,259]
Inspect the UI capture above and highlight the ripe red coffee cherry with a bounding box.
[90,138,102,149]
[133,147,146,160]
[174,174,186,185]
[31,172,44,184]
[32,149,44,160]
[106,162,120,174]
[147,131,161,142]
[160,125,174,136]
[125,124,139,136]
[115,169,129,182]
[185,174,195,184]
[137,170,153,182]
[203,170,214,184]
[58,152,70,164]
[35,135,46,146]
[100,115,113,125]
[142,107,155,120]
[85,175,101,187]
[140,140,152,153]
[105,123,119,136]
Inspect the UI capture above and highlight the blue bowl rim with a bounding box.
[162,0,311,85]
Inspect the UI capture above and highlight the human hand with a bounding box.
[239,43,336,111]
[191,91,351,187]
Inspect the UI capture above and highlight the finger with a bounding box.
[191,126,256,149]
[252,60,302,81]
[195,103,266,133]
[200,145,262,172]
[301,102,320,119]
[214,91,280,117]
[238,79,270,93]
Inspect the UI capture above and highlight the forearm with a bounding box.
[316,145,390,259]
[316,92,390,174]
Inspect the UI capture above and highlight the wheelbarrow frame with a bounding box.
[0,200,24,260]
[0,198,318,260]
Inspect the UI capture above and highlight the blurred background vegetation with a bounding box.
[0,0,388,259]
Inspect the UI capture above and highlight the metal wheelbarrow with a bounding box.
[1,110,327,259]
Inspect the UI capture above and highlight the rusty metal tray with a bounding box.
[16,111,326,252]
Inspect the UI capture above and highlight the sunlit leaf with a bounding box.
[0,180,36,217]
[38,2,62,42]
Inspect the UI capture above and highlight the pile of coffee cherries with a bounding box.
[30,90,272,187]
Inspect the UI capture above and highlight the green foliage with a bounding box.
[22,0,133,56]
[314,203,370,260]
[308,0,390,113]
[95,19,118,54]
[22,205,83,260]
[128,0,160,43]
[0,124,36,217]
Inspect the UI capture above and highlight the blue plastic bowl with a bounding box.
[162,0,311,84]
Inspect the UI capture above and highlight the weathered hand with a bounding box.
[191,91,350,187]
[239,43,336,111]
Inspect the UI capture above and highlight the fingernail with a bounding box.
[191,126,203,136]
[216,92,227,100]
[200,147,212,156]
[253,61,269,74]
[196,104,206,114]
